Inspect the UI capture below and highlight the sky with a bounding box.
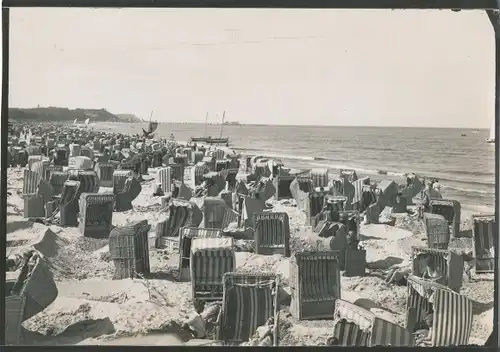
[9,8,495,128]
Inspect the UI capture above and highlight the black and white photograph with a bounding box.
[4,7,497,347]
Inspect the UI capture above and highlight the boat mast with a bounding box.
[204,112,208,138]
[220,111,225,139]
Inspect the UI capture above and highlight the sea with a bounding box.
[96,122,496,213]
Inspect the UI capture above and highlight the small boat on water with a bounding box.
[191,111,230,145]
[461,133,467,137]
[143,111,158,139]
[486,116,495,143]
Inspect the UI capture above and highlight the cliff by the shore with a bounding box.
[8,107,142,123]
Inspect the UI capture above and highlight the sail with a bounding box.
[73,118,77,124]
[148,121,158,134]
[489,117,495,141]
[85,118,90,125]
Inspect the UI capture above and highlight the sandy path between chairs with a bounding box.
[6,167,493,346]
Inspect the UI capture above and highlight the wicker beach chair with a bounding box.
[471,214,496,273]
[220,168,238,192]
[113,169,134,193]
[216,159,231,172]
[253,212,291,257]
[31,160,50,181]
[289,251,341,320]
[178,227,223,281]
[95,162,115,188]
[250,177,276,202]
[155,199,203,248]
[172,181,193,201]
[411,247,464,292]
[192,151,204,164]
[72,156,93,170]
[48,171,69,196]
[429,199,461,238]
[203,197,233,229]
[173,154,188,167]
[340,169,358,183]
[27,155,43,170]
[157,167,173,193]
[114,175,141,212]
[306,189,331,227]
[13,148,28,167]
[273,168,295,200]
[344,248,367,277]
[190,237,236,309]
[10,251,58,321]
[69,170,100,193]
[405,275,473,346]
[393,193,408,213]
[238,195,265,228]
[69,143,81,157]
[80,146,94,159]
[333,299,414,346]
[109,220,151,280]
[27,145,42,156]
[57,180,82,226]
[203,172,226,197]
[170,163,185,182]
[310,168,329,188]
[213,149,225,160]
[401,174,424,206]
[217,272,280,345]
[191,162,209,188]
[323,195,348,219]
[5,290,26,345]
[78,193,115,238]
[365,203,380,224]
[422,213,450,249]
[151,150,163,167]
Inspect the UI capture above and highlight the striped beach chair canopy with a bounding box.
[156,199,203,246]
[219,272,279,345]
[253,212,291,257]
[78,193,115,238]
[337,210,361,238]
[429,199,461,238]
[471,214,495,273]
[333,299,414,346]
[203,197,232,229]
[310,168,329,188]
[289,177,314,212]
[422,213,450,250]
[239,195,266,228]
[251,177,276,202]
[406,275,473,347]
[22,169,41,196]
[340,169,358,182]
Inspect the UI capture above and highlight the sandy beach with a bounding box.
[6,161,493,346]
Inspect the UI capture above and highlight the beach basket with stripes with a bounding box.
[253,212,290,257]
[69,170,100,193]
[411,247,464,293]
[157,167,173,193]
[31,160,50,181]
[471,214,496,273]
[213,149,225,159]
[59,180,81,226]
[170,163,185,182]
[95,163,115,188]
[10,251,58,321]
[113,169,134,193]
[27,155,43,170]
[340,169,358,182]
[27,145,42,156]
[22,169,41,196]
[69,143,81,157]
[114,176,141,212]
[78,193,115,238]
[218,272,280,345]
[54,148,69,167]
[423,213,450,249]
[333,299,414,346]
[306,190,331,227]
[202,156,216,172]
[109,220,151,280]
[324,195,348,219]
[192,151,204,164]
[151,150,163,167]
[49,171,69,196]
[190,237,235,308]
[429,199,461,238]
[179,227,223,281]
[173,154,188,167]
[5,292,26,345]
[310,168,329,188]
[273,170,295,200]
[191,163,209,188]
[405,275,473,346]
[216,159,231,172]
[289,251,341,320]
[203,197,231,229]
[155,199,203,248]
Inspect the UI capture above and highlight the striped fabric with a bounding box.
[78,193,115,238]
[156,200,203,244]
[213,149,225,159]
[69,144,81,157]
[406,276,473,347]
[471,214,495,273]
[73,156,93,170]
[31,160,49,181]
[95,163,115,188]
[307,191,330,227]
[220,272,277,344]
[157,167,172,193]
[27,145,42,156]
[203,197,230,229]
[192,151,204,164]
[221,208,239,229]
[27,155,43,170]
[216,159,230,172]
[429,199,461,238]
[340,169,358,182]
[352,179,365,207]
[59,180,81,226]
[70,170,100,193]
[45,165,63,183]
[310,168,329,188]
[113,170,134,193]
[23,169,41,195]
[190,237,235,303]
[49,171,69,196]
[80,146,94,159]
[253,212,290,256]
[202,156,216,172]
[423,213,450,249]
[170,163,184,182]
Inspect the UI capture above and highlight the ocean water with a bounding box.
[98,122,496,212]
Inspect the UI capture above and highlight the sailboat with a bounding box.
[142,111,158,139]
[190,111,229,144]
[486,117,495,143]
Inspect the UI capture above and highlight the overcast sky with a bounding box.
[9,8,495,128]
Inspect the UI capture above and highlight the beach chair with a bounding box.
[305,189,331,227]
[5,289,25,345]
[199,157,215,172]
[273,168,295,200]
[170,163,185,182]
[401,173,424,206]
[69,169,100,193]
[213,149,225,160]
[340,169,358,182]
[422,213,450,249]
[27,145,42,156]
[27,155,43,171]
[471,214,496,273]
[217,272,280,345]
[22,169,41,196]
[178,227,223,281]
[157,167,173,193]
[429,199,461,238]
[190,162,209,188]
[203,172,226,197]
[238,195,266,228]
[113,169,134,193]
[151,150,162,167]
[220,168,238,191]
[47,171,68,197]
[251,177,276,202]
[72,156,93,170]
[333,299,414,346]
[78,193,115,238]
[203,197,233,229]
[109,220,151,280]
[411,247,463,292]
[69,143,81,157]
[289,251,341,320]
[155,199,203,248]
[322,195,349,219]
[172,181,193,201]
[52,180,81,226]
[80,146,94,159]
[365,203,380,224]
[113,173,141,212]
[216,159,231,172]
[393,193,408,213]
[95,162,115,188]
[173,154,188,167]
[190,237,236,308]
[405,275,473,346]
[310,168,329,188]
[31,160,50,181]
[253,212,291,257]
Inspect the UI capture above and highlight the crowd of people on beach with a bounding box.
[5,120,495,347]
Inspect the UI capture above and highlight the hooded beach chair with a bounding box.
[69,143,81,157]
[272,168,295,200]
[217,272,280,346]
[113,174,141,212]
[72,156,93,170]
[471,214,496,273]
[216,159,231,172]
[155,199,203,248]
[31,160,50,181]
[423,213,450,249]
[27,155,43,171]
[80,146,94,159]
[289,251,341,320]
[178,227,223,281]
[95,162,115,188]
[113,169,134,193]
[172,181,193,201]
[109,220,151,280]
[157,167,173,193]
[203,197,233,229]
[203,172,226,197]
[192,151,204,164]
[401,173,424,205]
[306,188,332,227]
[377,180,399,207]
[429,199,461,238]
[310,168,329,188]
[238,195,266,228]
[53,147,69,168]
[405,275,473,346]
[340,169,358,182]
[191,162,209,188]
[78,193,115,238]
[169,163,184,182]
[253,212,291,257]
[411,247,463,292]
[190,237,236,308]
[219,168,239,191]
[202,156,216,172]
[332,299,414,346]
[69,170,100,193]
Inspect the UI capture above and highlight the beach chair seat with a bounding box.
[113,169,134,193]
[273,169,294,200]
[290,251,341,320]
[344,248,366,277]
[157,167,173,193]
[150,150,162,167]
[178,227,223,281]
[411,247,464,292]
[217,272,280,345]
[22,173,54,218]
[155,199,203,248]
[78,193,115,238]
[190,237,235,307]
[471,214,496,273]
[22,169,41,196]
[114,176,141,212]
[95,162,115,188]
[253,212,291,257]
[405,275,473,346]
[171,181,192,201]
[109,220,151,280]
[333,299,414,346]
[429,199,461,238]
[252,163,270,180]
[423,213,450,249]
[310,168,329,188]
